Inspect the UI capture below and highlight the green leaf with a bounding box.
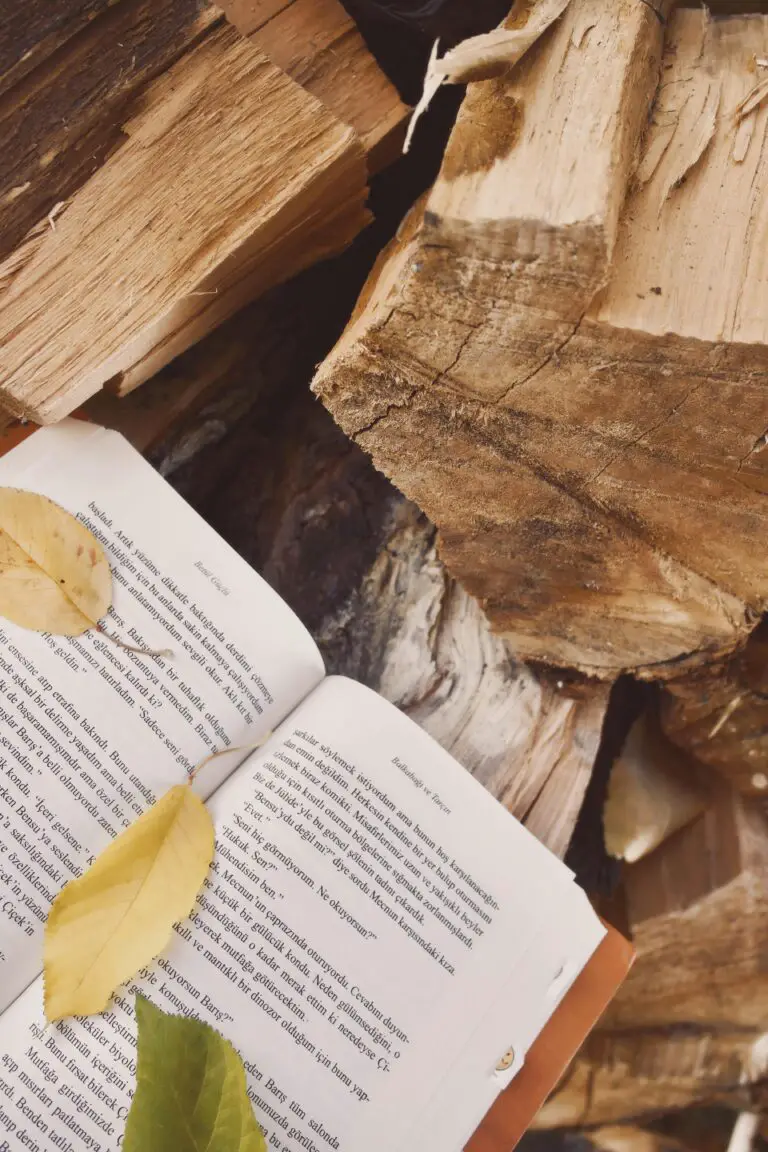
[124,995,267,1152]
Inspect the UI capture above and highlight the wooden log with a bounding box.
[222,0,408,171]
[578,1111,757,1152]
[314,4,768,679]
[606,788,768,1030]
[0,0,115,97]
[536,1025,768,1127]
[0,22,369,421]
[660,621,768,799]
[174,380,610,859]
[0,0,219,264]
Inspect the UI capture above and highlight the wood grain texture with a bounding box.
[314,0,673,678]
[606,787,768,1030]
[315,5,768,679]
[223,0,408,170]
[0,0,218,264]
[538,1023,768,1125]
[0,23,368,421]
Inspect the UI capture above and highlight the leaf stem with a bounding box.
[187,735,272,783]
[97,624,173,659]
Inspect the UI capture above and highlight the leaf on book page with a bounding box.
[44,785,215,1021]
[124,995,267,1152]
[0,487,111,635]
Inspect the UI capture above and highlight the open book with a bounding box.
[0,422,607,1152]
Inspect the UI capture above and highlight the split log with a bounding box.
[222,0,407,171]
[0,0,219,264]
[535,1025,768,1127]
[607,787,768,1031]
[172,379,610,859]
[603,714,709,864]
[0,21,368,421]
[535,787,768,1127]
[314,3,768,679]
[579,1111,760,1152]
[660,621,768,799]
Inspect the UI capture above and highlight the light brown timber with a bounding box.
[0,23,369,420]
[661,621,768,798]
[314,4,768,679]
[222,0,407,171]
[606,787,768,1030]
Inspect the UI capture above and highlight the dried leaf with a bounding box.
[45,785,214,1020]
[0,487,111,634]
[604,716,709,864]
[404,0,572,152]
[124,996,266,1152]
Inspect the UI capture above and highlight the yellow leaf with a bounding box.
[0,487,111,635]
[44,785,215,1021]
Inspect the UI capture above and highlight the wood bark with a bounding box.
[0,0,116,97]
[0,22,369,421]
[314,4,768,679]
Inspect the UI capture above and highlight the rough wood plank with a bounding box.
[315,5,768,679]
[0,22,369,422]
[179,385,609,859]
[314,0,673,678]
[660,621,768,798]
[223,0,408,170]
[0,0,218,263]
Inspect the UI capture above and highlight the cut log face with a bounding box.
[603,714,709,864]
[315,3,768,678]
[0,23,369,421]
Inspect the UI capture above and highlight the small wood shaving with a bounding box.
[47,201,66,231]
[733,76,768,123]
[404,0,572,153]
[709,694,743,739]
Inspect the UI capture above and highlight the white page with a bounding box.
[0,677,598,1152]
[407,889,605,1150]
[0,422,324,1010]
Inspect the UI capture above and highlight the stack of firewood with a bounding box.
[3,0,768,1147]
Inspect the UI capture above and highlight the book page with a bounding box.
[0,677,601,1152]
[0,422,324,1011]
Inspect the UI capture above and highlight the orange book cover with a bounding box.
[466,923,634,1151]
